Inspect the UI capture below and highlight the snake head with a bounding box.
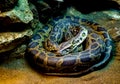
[57,26,88,55]
[57,41,72,55]
[44,39,59,52]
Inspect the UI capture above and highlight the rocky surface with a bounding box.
[0,0,33,24]
[0,0,120,84]
[0,0,33,53]
[0,29,32,53]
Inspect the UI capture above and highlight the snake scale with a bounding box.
[27,16,112,76]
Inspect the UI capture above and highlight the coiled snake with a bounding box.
[28,16,112,76]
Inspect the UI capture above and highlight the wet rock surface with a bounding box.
[0,0,120,84]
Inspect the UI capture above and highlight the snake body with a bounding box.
[44,23,88,55]
[28,16,112,76]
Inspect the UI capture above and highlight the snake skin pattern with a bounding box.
[28,16,112,76]
[44,24,88,55]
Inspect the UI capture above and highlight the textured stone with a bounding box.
[0,0,34,53]
[103,10,120,20]
[0,29,33,53]
[0,0,33,24]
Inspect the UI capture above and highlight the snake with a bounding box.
[27,16,112,76]
[44,24,88,56]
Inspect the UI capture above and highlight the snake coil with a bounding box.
[28,16,112,76]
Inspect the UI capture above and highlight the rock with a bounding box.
[103,10,120,20]
[0,0,33,24]
[29,3,44,30]
[0,28,33,53]
[0,0,34,53]
[0,2,41,53]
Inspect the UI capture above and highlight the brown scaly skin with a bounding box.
[27,16,112,76]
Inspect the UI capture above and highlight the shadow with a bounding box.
[0,36,29,64]
[0,0,18,12]
[0,20,30,32]
[30,0,120,23]
[64,0,120,13]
